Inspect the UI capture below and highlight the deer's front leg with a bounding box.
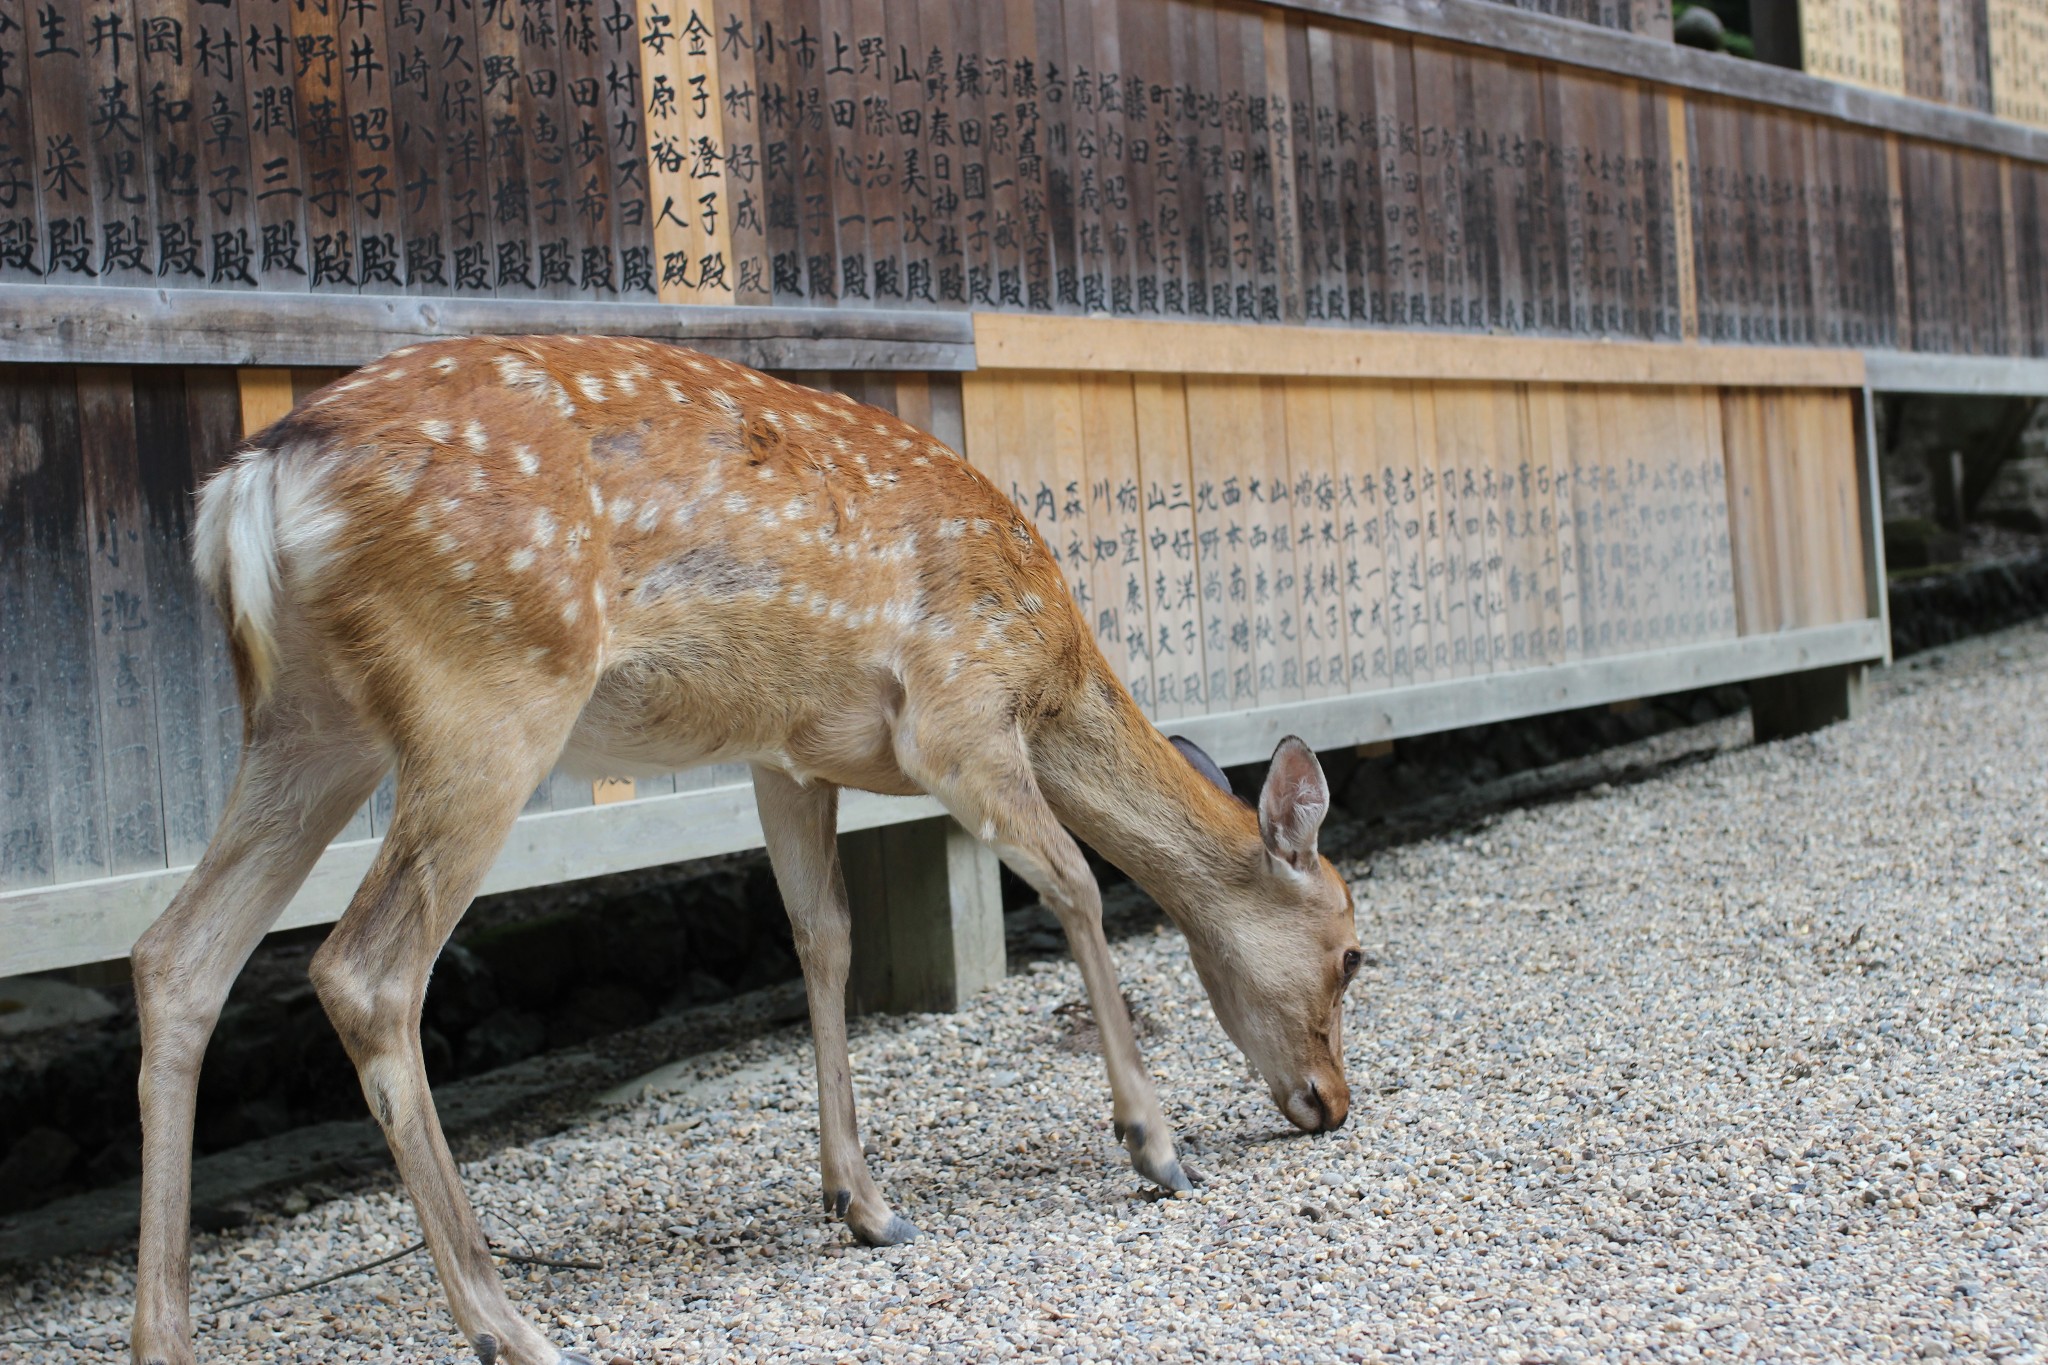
[751,766,919,1246]
[906,738,1191,1195]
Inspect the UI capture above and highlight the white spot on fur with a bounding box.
[491,599,514,622]
[513,445,539,476]
[463,420,487,451]
[937,518,966,539]
[608,495,635,525]
[576,374,607,403]
[723,492,748,514]
[589,486,605,516]
[710,390,743,422]
[453,560,476,580]
[421,420,451,442]
[562,598,581,624]
[434,533,459,556]
[381,456,426,500]
[509,546,537,572]
[662,380,692,405]
[432,356,459,374]
[612,370,639,396]
[532,509,557,546]
[634,502,660,532]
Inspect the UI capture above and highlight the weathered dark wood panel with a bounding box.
[0,0,2044,359]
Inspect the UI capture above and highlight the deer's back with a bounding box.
[239,335,1090,785]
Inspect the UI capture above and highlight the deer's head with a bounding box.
[1170,736,1361,1133]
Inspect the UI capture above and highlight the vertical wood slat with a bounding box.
[182,367,246,839]
[1078,373,1153,707]
[1279,377,1341,699]
[1252,376,1301,704]
[643,0,732,302]
[1331,379,1392,690]
[0,0,39,284]
[1131,372,1201,718]
[131,368,213,867]
[77,367,167,873]
[0,369,101,889]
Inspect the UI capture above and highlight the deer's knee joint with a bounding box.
[308,940,414,1052]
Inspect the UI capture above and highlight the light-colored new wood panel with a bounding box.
[1802,0,1907,95]
[1493,384,1545,671]
[1279,378,1346,700]
[1720,390,1778,636]
[1131,374,1206,720]
[1327,379,1399,692]
[1525,384,1583,663]
[235,368,297,437]
[1184,376,1262,712]
[1989,0,2048,127]
[1078,374,1156,707]
[1405,384,1451,685]
[1433,382,1482,679]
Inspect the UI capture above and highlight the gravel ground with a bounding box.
[4,622,2046,1363]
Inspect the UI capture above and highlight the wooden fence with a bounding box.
[4,0,2047,1002]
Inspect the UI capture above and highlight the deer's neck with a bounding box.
[1030,673,1264,933]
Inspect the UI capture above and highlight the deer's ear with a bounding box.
[1169,735,1234,798]
[1258,736,1329,873]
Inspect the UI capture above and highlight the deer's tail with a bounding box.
[193,452,286,704]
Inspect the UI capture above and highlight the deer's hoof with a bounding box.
[853,1213,920,1247]
[1135,1151,1193,1193]
[1122,1122,1193,1193]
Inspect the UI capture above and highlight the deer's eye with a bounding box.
[1341,948,1363,980]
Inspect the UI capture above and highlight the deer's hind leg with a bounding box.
[752,765,919,1248]
[307,694,596,1365]
[132,704,389,1365]
[895,710,1191,1196]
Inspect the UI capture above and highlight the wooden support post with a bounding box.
[841,816,1005,1015]
[1748,664,1869,742]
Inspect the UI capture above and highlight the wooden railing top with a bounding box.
[1283,0,2048,162]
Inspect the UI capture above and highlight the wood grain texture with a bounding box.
[973,313,1868,384]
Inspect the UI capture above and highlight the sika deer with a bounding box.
[131,336,1361,1365]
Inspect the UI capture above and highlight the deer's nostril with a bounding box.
[1305,1079,1329,1130]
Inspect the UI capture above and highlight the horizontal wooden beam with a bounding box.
[973,314,1867,388]
[1275,0,2048,163]
[0,782,943,978]
[0,620,1883,976]
[1863,350,2048,396]
[1167,620,1888,769]
[0,287,978,372]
